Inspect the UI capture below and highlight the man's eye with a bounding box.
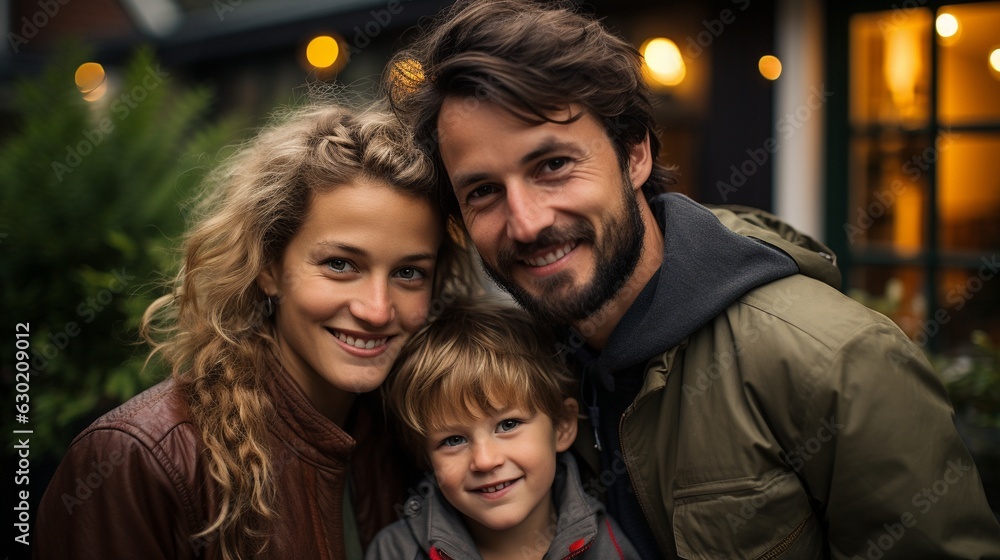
[544,158,569,172]
[467,184,499,201]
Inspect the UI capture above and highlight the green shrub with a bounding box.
[1,43,246,460]
[934,331,1000,429]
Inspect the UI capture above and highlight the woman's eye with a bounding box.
[442,435,466,447]
[497,419,521,433]
[326,259,356,273]
[395,267,426,281]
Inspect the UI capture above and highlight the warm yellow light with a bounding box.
[758,55,782,80]
[388,58,424,102]
[990,48,1000,74]
[935,13,959,38]
[75,62,107,102]
[642,38,686,86]
[884,25,921,116]
[306,36,340,68]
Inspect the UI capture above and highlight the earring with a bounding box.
[263,295,275,318]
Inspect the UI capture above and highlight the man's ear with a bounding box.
[627,132,653,191]
[555,397,580,452]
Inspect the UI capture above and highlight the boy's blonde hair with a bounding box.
[386,299,577,459]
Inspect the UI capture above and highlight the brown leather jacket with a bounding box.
[34,368,410,559]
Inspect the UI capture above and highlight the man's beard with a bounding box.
[481,177,646,326]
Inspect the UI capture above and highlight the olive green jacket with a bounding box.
[573,204,1000,559]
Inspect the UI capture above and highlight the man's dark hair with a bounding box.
[384,0,676,222]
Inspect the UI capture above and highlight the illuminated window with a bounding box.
[834,1,1000,353]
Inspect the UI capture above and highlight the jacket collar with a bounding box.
[268,366,356,466]
[594,193,799,382]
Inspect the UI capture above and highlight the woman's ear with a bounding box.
[555,397,580,452]
[257,264,279,297]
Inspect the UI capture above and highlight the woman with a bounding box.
[34,104,477,559]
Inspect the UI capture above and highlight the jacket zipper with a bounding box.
[755,516,809,560]
[618,391,661,551]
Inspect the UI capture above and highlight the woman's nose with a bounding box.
[349,279,395,327]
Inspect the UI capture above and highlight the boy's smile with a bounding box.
[425,404,576,545]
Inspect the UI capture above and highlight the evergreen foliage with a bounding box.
[1,43,246,460]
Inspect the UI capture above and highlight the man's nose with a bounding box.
[505,181,555,244]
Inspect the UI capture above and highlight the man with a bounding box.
[385,0,1000,558]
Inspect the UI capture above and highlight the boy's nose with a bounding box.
[470,441,504,472]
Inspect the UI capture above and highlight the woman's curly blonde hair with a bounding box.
[140,102,477,559]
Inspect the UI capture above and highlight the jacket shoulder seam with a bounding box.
[73,417,203,539]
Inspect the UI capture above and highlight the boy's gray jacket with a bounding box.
[571,193,1000,559]
[365,453,640,559]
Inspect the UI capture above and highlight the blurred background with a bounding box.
[2,0,999,544]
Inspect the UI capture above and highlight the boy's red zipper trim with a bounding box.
[605,518,625,558]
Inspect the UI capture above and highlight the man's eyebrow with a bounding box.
[450,138,581,192]
[519,139,579,166]
[451,172,491,192]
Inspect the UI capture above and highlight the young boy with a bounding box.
[366,300,639,560]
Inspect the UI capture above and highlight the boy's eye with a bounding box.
[497,419,521,433]
[442,435,466,447]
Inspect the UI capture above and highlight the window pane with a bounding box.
[938,266,1000,353]
[848,265,927,341]
[938,3,1000,125]
[847,133,928,253]
[939,133,1000,252]
[850,9,932,127]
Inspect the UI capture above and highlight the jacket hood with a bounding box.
[595,193,838,380]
